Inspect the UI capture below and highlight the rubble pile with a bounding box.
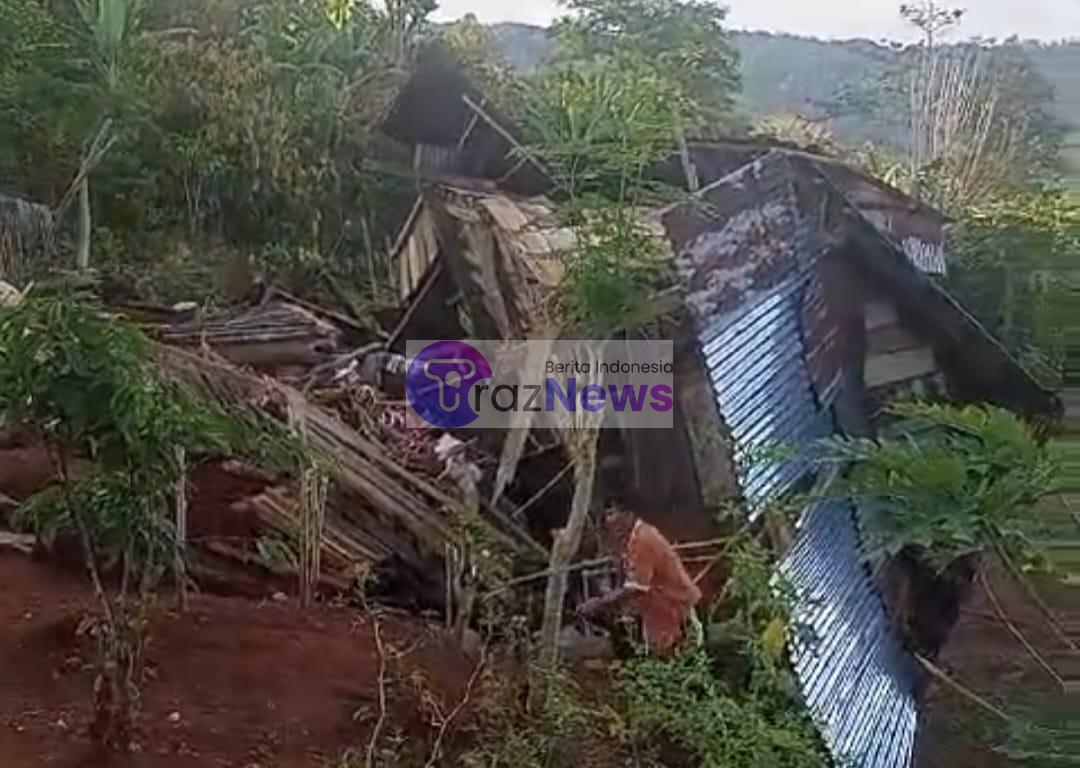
[151,335,545,606]
[0,287,548,610]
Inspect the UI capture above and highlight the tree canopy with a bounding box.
[551,0,742,133]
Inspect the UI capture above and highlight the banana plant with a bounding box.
[73,0,142,93]
[62,0,142,270]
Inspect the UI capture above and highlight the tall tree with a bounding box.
[947,192,1077,387]
[551,0,741,133]
[897,5,1063,208]
[900,1,965,50]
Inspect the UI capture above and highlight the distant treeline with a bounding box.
[488,24,1080,186]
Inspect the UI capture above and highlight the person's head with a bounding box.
[601,499,636,556]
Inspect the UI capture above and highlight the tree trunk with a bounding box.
[76,176,91,271]
[675,118,700,193]
[537,432,599,672]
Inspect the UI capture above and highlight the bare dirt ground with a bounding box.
[0,551,475,768]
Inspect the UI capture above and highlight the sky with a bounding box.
[431,0,1080,43]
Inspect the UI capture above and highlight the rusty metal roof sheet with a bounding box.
[682,142,949,276]
[671,153,828,509]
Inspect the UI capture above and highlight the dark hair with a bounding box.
[603,503,634,528]
[604,495,627,511]
[600,503,635,556]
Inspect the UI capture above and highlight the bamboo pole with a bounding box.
[537,340,604,672]
[292,395,327,610]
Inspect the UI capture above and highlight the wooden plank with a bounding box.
[388,195,424,265]
[0,532,34,553]
[398,209,440,300]
[866,323,922,356]
[480,196,531,232]
[865,347,937,388]
[153,344,544,578]
[864,299,899,332]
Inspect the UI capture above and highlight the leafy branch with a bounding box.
[0,286,308,747]
[801,401,1059,573]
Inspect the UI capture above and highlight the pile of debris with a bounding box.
[0,284,548,613]
[163,340,543,595]
[156,300,343,377]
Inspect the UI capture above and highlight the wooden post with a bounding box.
[298,462,326,610]
[293,394,326,610]
[361,216,377,304]
[537,343,605,672]
[299,464,312,608]
[290,397,311,609]
[312,468,326,606]
[538,432,599,671]
[174,446,188,611]
[675,119,700,193]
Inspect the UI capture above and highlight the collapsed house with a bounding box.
[0,280,546,611]
[380,59,1060,768]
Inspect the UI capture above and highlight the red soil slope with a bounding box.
[0,552,473,768]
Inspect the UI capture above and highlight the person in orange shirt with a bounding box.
[578,501,703,654]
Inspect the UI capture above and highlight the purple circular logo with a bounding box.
[406,341,492,429]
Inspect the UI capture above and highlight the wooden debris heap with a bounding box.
[154,345,543,603]
[155,300,344,377]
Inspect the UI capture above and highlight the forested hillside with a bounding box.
[736,32,1080,188]
[1027,41,1080,186]
[490,23,1080,188]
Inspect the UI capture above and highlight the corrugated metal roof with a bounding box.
[669,151,919,768]
[677,153,827,512]
[699,270,826,512]
[801,266,844,402]
[781,499,919,768]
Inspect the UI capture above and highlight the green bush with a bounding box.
[0,288,304,746]
[812,401,1059,572]
[619,649,828,768]
[559,203,668,334]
